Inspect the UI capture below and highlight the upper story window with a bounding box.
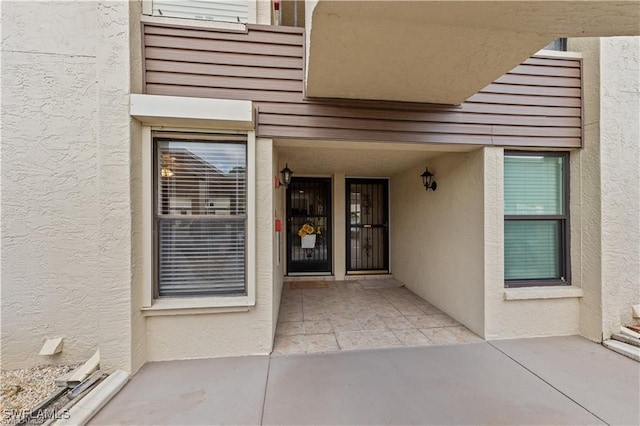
[152,0,249,24]
[543,38,567,52]
[504,152,570,287]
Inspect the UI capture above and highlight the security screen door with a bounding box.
[346,178,389,273]
[287,177,332,274]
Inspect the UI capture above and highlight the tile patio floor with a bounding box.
[274,279,481,354]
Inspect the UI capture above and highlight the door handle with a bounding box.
[363,224,372,228]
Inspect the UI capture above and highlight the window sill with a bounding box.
[142,296,254,316]
[141,15,248,32]
[503,286,583,301]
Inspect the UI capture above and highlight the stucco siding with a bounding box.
[129,0,148,374]
[1,0,135,371]
[483,147,581,340]
[271,148,285,339]
[390,150,485,337]
[146,311,271,361]
[485,297,581,340]
[1,1,98,56]
[1,1,100,369]
[2,0,637,372]
[600,37,640,335]
[96,0,134,374]
[568,38,604,341]
[145,138,276,361]
[332,173,347,280]
[1,51,99,369]
[569,36,640,341]
[130,118,147,373]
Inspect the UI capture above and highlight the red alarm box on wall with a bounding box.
[275,219,282,232]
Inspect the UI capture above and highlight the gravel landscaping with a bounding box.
[1,364,78,425]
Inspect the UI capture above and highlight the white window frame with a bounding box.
[141,0,258,30]
[141,126,256,314]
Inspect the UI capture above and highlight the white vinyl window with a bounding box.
[155,136,247,297]
[152,0,249,23]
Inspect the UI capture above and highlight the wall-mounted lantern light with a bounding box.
[280,163,293,187]
[420,167,437,191]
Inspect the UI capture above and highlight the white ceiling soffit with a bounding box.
[305,0,640,105]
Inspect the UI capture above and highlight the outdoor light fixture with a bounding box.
[421,167,437,191]
[280,163,293,187]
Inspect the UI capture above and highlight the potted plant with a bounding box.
[297,221,321,250]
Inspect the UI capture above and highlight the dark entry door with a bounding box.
[287,177,332,274]
[346,178,389,273]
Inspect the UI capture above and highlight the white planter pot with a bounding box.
[301,234,316,249]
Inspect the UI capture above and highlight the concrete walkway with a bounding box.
[90,336,639,425]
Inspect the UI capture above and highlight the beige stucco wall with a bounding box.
[599,37,640,335]
[129,0,148,374]
[569,36,640,340]
[391,147,582,340]
[2,0,635,372]
[390,150,486,337]
[95,1,135,374]
[145,138,276,361]
[1,0,134,371]
[272,148,285,338]
[569,38,604,341]
[1,0,278,371]
[483,147,582,340]
[333,173,346,280]
[256,0,272,25]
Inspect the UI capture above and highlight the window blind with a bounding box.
[504,154,567,283]
[504,220,559,280]
[152,0,249,23]
[156,140,246,296]
[504,155,563,216]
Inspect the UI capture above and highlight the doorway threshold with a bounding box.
[347,270,389,275]
[344,273,393,281]
[284,274,334,282]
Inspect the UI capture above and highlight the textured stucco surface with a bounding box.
[483,148,581,340]
[2,0,637,371]
[599,37,640,335]
[95,0,134,374]
[145,138,275,361]
[129,0,147,374]
[256,0,271,25]
[332,173,346,280]
[1,0,134,371]
[390,150,485,336]
[2,0,277,369]
[569,38,604,341]
[272,147,285,339]
[569,37,640,341]
[1,1,101,369]
[2,0,277,371]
